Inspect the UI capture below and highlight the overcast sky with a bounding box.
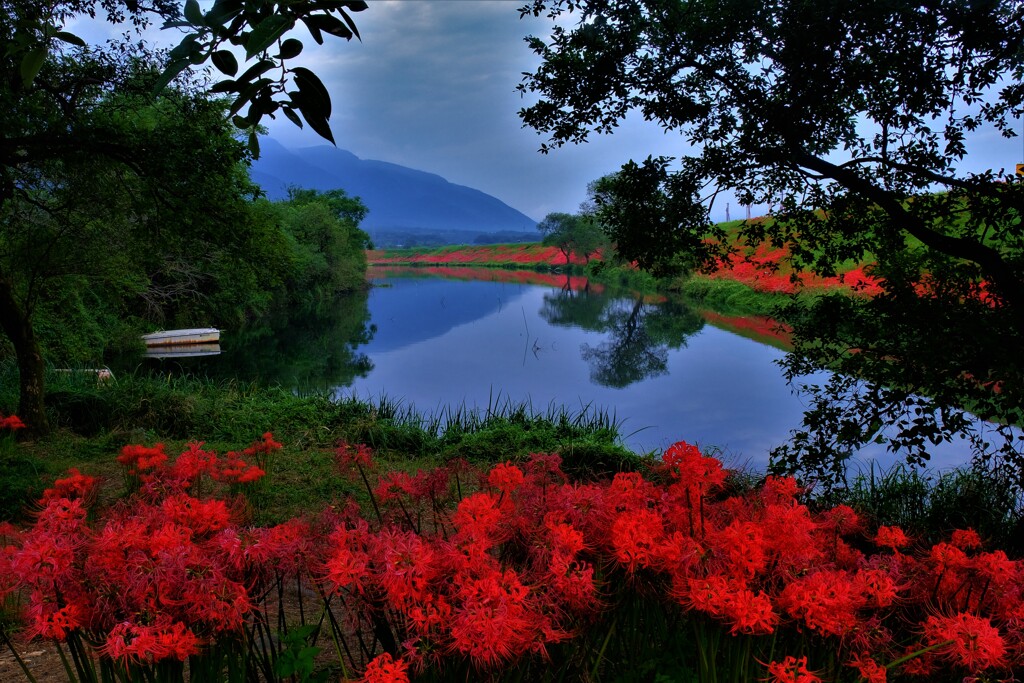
[261,0,681,222]
[74,0,1022,223]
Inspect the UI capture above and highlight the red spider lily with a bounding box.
[100,619,201,664]
[1,413,26,430]
[951,528,983,551]
[452,492,504,544]
[158,493,232,535]
[847,653,888,683]
[610,508,664,573]
[212,451,266,485]
[487,461,525,495]
[41,468,99,504]
[244,431,282,457]
[764,655,822,683]
[6,435,1024,679]
[923,612,1007,670]
[26,601,84,641]
[449,568,540,668]
[360,652,410,683]
[852,567,899,609]
[374,470,418,504]
[118,443,169,479]
[778,570,863,637]
[874,525,911,551]
[723,586,777,635]
[168,441,219,487]
[336,441,375,476]
[373,528,439,608]
[247,517,316,578]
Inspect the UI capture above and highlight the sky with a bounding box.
[261,0,678,222]
[72,0,1023,223]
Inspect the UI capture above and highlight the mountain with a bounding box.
[249,140,538,245]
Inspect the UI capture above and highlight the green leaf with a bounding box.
[338,7,363,41]
[208,79,238,94]
[299,104,335,144]
[237,59,274,85]
[299,16,324,45]
[152,59,190,95]
[211,50,239,76]
[206,0,244,26]
[244,15,294,59]
[277,38,303,60]
[304,13,352,41]
[247,130,261,158]
[292,66,332,117]
[53,31,86,47]
[281,106,303,129]
[168,34,198,61]
[183,0,203,25]
[20,47,47,86]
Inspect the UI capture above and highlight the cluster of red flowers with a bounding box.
[367,244,593,267]
[2,437,1022,682]
[117,438,272,489]
[709,244,885,296]
[1,412,26,431]
[366,265,598,292]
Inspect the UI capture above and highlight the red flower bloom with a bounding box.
[27,601,83,641]
[874,525,910,550]
[41,468,99,504]
[335,441,375,478]
[923,612,1006,670]
[453,492,504,543]
[450,568,537,668]
[487,461,525,495]
[778,570,862,637]
[101,619,201,664]
[764,655,821,683]
[847,653,887,683]
[950,528,982,551]
[1,413,26,430]
[360,652,410,683]
[610,508,663,573]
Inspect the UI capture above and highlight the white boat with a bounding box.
[141,328,220,347]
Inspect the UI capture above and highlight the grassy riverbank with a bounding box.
[2,379,1023,683]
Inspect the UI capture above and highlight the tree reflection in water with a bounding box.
[540,281,704,388]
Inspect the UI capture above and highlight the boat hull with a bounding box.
[141,328,220,346]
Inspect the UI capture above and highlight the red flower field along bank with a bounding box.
[2,426,1023,682]
[366,264,599,293]
[367,242,885,297]
[367,244,590,268]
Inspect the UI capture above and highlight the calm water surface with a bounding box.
[338,274,971,470]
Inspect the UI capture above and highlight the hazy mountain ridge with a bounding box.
[250,140,539,245]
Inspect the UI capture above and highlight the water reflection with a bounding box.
[111,290,376,393]
[540,288,705,387]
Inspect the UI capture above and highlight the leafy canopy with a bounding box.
[518,0,1024,482]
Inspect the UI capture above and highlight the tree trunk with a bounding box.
[0,277,48,436]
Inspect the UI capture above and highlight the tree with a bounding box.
[518,0,1024,481]
[272,188,372,309]
[1,0,365,433]
[537,212,606,265]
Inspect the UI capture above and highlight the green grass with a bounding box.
[675,276,796,317]
[0,366,641,523]
[821,461,1024,554]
